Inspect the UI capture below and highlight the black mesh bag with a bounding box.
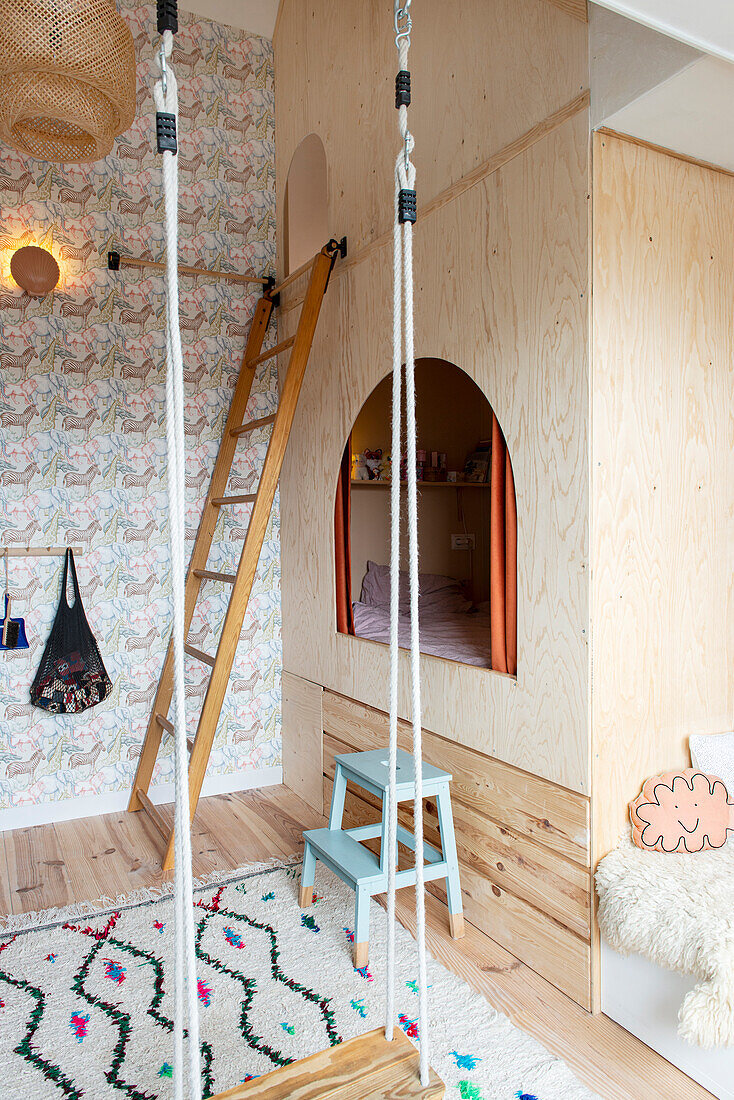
[30,549,112,714]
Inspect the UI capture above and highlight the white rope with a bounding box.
[385,4,430,1087]
[153,32,201,1100]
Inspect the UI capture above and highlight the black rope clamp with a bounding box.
[398,188,416,224]
[157,0,178,34]
[156,112,177,154]
[395,70,411,108]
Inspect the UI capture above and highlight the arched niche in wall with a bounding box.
[334,358,517,675]
[284,133,328,275]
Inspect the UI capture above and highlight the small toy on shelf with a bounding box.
[353,453,370,480]
[364,448,383,480]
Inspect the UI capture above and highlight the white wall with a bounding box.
[602,942,734,1100]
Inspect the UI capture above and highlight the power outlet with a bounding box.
[451,533,475,551]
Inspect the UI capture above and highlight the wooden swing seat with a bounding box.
[212,1027,445,1099]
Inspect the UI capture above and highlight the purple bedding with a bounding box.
[352,600,491,667]
[352,562,491,667]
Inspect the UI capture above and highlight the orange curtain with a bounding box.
[334,438,354,634]
[489,413,517,675]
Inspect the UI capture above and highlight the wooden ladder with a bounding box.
[128,240,343,870]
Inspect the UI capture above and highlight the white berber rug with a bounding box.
[0,861,598,1099]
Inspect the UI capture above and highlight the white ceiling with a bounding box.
[179,0,279,37]
[591,0,734,63]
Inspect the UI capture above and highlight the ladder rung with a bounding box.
[184,643,216,667]
[211,494,257,506]
[136,788,169,841]
[193,569,236,583]
[155,713,195,754]
[246,336,295,370]
[230,413,277,437]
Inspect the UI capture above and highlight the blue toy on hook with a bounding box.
[1,552,29,651]
[0,594,29,651]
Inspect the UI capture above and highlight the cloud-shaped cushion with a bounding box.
[629,769,734,853]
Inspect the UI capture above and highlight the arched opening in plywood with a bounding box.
[334,358,517,675]
[284,133,328,275]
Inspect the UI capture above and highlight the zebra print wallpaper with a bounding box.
[0,1,280,825]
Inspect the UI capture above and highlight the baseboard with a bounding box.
[0,766,283,832]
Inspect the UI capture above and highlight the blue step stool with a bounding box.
[300,746,464,969]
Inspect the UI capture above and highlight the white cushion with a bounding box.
[690,732,734,793]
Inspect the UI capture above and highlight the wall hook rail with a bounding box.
[0,546,84,557]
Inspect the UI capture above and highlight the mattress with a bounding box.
[352,600,491,668]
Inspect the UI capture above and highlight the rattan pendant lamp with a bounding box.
[0,0,136,163]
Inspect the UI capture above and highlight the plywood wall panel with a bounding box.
[282,671,324,812]
[280,110,590,793]
[274,0,588,266]
[591,132,734,860]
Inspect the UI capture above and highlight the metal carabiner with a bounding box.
[159,42,168,98]
[394,0,412,48]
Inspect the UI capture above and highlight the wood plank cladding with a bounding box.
[322,691,592,1009]
[323,692,589,863]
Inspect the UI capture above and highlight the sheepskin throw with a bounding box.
[596,838,734,1048]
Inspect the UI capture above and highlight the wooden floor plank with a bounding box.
[4,822,72,915]
[196,791,284,867]
[54,810,168,902]
[0,833,13,916]
[389,890,713,1100]
[245,784,326,855]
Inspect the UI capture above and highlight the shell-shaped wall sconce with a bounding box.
[10,245,60,297]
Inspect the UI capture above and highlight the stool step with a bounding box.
[304,827,384,888]
[335,747,451,797]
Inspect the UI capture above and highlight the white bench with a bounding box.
[596,838,734,1098]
